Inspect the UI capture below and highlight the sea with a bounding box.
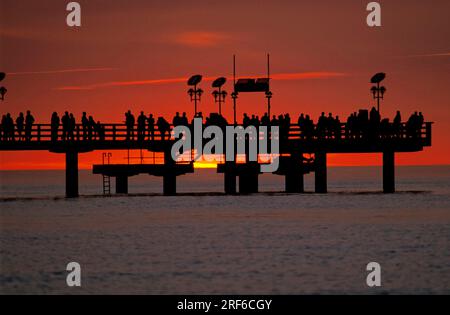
[1,166,449,294]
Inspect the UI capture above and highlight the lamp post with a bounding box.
[212,77,227,116]
[0,86,7,101]
[265,91,273,118]
[370,73,387,113]
[187,75,203,116]
[231,91,238,125]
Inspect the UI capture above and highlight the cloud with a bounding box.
[8,68,115,76]
[57,72,348,91]
[173,31,231,47]
[400,52,450,58]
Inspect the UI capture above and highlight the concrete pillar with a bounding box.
[315,151,327,193]
[286,173,304,193]
[224,162,237,194]
[163,148,176,196]
[239,173,249,194]
[163,174,176,196]
[249,171,259,193]
[239,163,259,194]
[116,176,128,194]
[285,154,304,193]
[65,150,79,198]
[383,151,395,193]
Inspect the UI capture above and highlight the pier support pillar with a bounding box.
[163,148,177,196]
[163,174,176,196]
[116,176,128,194]
[224,162,237,194]
[65,150,79,198]
[383,151,395,193]
[285,154,304,193]
[249,171,259,193]
[239,174,249,194]
[239,163,259,194]
[315,151,327,194]
[239,174,259,194]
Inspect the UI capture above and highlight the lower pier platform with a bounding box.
[93,163,194,195]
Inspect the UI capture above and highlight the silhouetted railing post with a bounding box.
[113,125,116,141]
[37,125,41,142]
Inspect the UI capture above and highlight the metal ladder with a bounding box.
[102,153,112,195]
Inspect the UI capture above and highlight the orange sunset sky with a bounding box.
[0,0,449,170]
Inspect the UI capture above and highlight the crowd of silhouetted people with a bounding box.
[0,108,426,143]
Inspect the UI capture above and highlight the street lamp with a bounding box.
[212,77,227,116]
[370,72,387,113]
[0,86,7,101]
[231,91,238,125]
[187,75,203,116]
[265,91,273,118]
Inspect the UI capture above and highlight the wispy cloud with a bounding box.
[173,31,231,47]
[400,52,450,58]
[8,68,115,76]
[57,72,348,91]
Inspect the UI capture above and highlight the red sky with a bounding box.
[0,0,449,170]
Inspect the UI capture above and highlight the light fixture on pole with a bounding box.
[370,72,386,113]
[187,75,203,116]
[212,77,227,116]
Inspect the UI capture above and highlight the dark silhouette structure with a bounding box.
[0,109,432,198]
[0,69,433,198]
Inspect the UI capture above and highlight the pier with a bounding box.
[0,121,432,197]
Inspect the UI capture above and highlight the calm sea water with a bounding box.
[1,166,450,294]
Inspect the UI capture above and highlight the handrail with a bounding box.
[0,122,432,144]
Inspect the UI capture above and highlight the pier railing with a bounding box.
[0,122,432,145]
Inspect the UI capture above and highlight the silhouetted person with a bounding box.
[61,111,70,141]
[270,115,278,126]
[380,118,390,139]
[157,117,170,140]
[181,112,189,126]
[81,112,89,140]
[393,111,401,138]
[304,115,314,140]
[298,113,305,138]
[125,110,135,141]
[88,116,96,140]
[334,115,341,140]
[173,112,181,127]
[243,113,250,127]
[16,113,24,141]
[357,109,369,139]
[326,113,334,138]
[317,112,326,139]
[51,112,60,142]
[25,110,35,141]
[137,111,147,141]
[369,107,381,140]
[68,113,75,141]
[3,113,14,141]
[261,113,270,126]
[148,114,155,140]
